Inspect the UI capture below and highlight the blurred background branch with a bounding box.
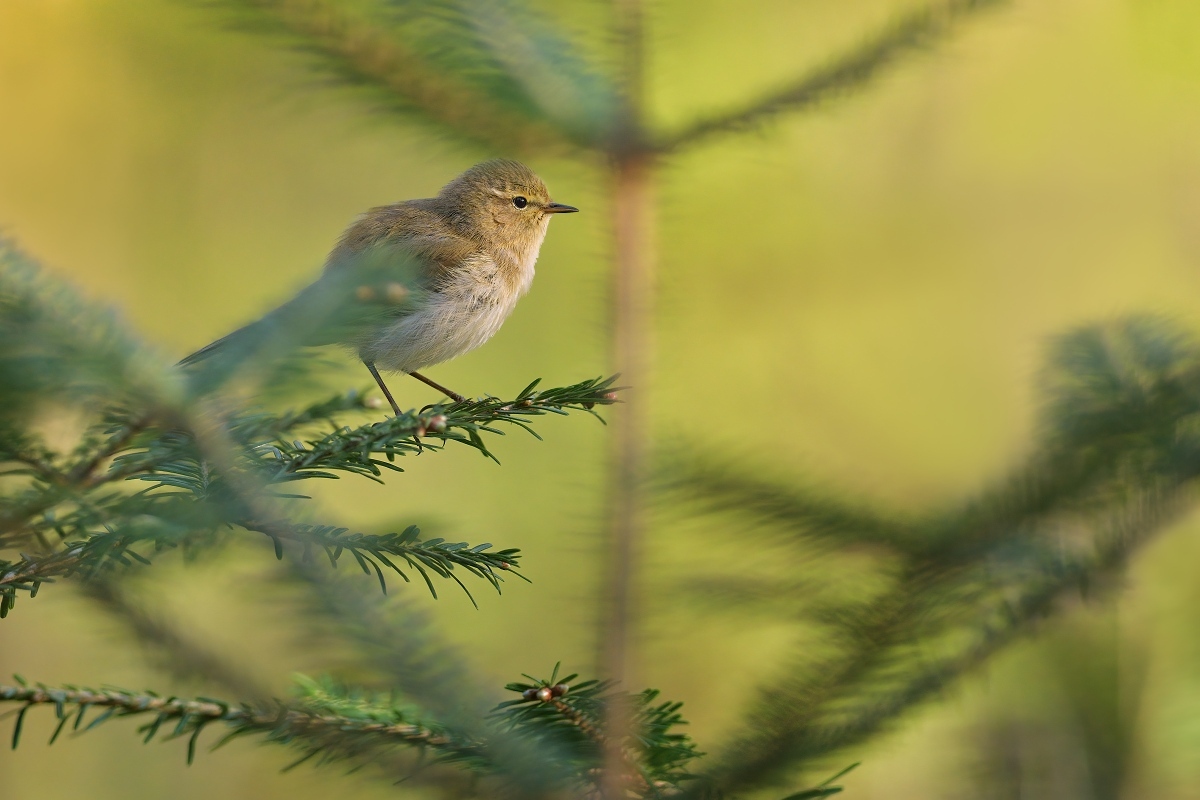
[656,0,1006,154]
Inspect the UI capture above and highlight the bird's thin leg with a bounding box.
[364,361,402,416]
[407,371,466,403]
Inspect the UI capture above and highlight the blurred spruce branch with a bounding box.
[211,0,614,153]
[666,316,1200,795]
[80,578,273,702]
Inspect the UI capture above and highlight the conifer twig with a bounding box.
[0,682,468,764]
[240,518,523,600]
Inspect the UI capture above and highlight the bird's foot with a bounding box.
[408,371,466,404]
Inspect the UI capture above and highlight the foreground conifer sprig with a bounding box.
[496,664,706,796]
[0,676,470,768]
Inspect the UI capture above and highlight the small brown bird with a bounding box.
[181,160,578,413]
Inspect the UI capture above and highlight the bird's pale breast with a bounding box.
[362,250,534,373]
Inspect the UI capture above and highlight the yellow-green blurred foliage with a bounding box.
[2,0,1200,798]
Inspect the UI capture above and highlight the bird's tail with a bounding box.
[177,244,426,370]
[177,320,265,367]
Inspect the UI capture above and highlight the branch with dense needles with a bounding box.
[497,666,705,796]
[0,512,524,617]
[240,520,525,604]
[0,680,471,768]
[0,377,616,615]
[1,669,707,798]
[261,375,622,480]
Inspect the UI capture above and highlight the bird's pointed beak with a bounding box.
[545,202,579,214]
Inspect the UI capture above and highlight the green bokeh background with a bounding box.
[2,0,1200,797]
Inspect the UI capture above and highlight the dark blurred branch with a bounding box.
[65,415,151,486]
[656,0,1006,154]
[662,457,918,552]
[0,417,161,544]
[282,558,488,726]
[702,488,1182,796]
[665,442,1151,563]
[664,317,1200,794]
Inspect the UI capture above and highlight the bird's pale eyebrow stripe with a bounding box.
[488,188,507,197]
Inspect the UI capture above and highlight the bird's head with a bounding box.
[437,160,578,256]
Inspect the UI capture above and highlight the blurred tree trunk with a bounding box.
[600,1,654,796]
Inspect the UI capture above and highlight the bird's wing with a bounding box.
[323,200,478,292]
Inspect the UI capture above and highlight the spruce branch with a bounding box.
[0,679,470,768]
[243,519,524,601]
[1,669,704,798]
[497,667,705,796]
[117,377,619,500]
[656,0,1006,154]
[243,375,620,482]
[0,495,522,615]
[0,501,224,618]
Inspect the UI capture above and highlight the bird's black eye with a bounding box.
[512,196,528,209]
